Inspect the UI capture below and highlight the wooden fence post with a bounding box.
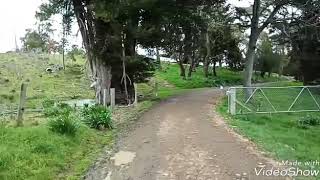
[110,88,115,109]
[229,88,236,115]
[154,81,158,97]
[103,89,108,107]
[17,83,27,126]
[134,83,138,106]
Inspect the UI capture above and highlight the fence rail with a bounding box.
[226,86,320,115]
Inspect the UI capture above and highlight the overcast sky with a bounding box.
[0,0,251,53]
[0,0,43,52]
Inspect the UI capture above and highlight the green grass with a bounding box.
[218,82,320,179]
[0,124,114,180]
[0,53,196,180]
[156,63,286,89]
[0,52,93,110]
[0,52,295,179]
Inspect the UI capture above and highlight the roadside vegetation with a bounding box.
[0,53,196,179]
[218,81,320,176]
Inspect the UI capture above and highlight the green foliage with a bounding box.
[270,0,320,84]
[0,124,114,179]
[298,115,320,129]
[20,29,47,52]
[48,113,79,136]
[43,102,72,117]
[67,45,86,61]
[42,98,55,108]
[157,63,284,89]
[36,0,226,95]
[218,82,320,173]
[127,55,156,83]
[81,105,113,130]
[256,35,281,78]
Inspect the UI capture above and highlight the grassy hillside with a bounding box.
[0,53,93,111]
[0,53,110,179]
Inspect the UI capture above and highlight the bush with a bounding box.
[43,102,72,117]
[81,105,113,130]
[42,99,55,108]
[48,113,79,136]
[298,115,320,129]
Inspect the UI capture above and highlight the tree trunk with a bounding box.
[213,61,217,77]
[178,61,186,79]
[243,0,261,98]
[192,57,199,72]
[244,34,259,98]
[95,61,112,105]
[187,55,195,78]
[156,47,161,70]
[177,52,186,80]
[219,60,222,68]
[243,0,284,91]
[121,31,130,104]
[62,24,66,70]
[204,29,210,78]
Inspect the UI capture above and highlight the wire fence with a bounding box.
[0,80,93,120]
[0,80,158,121]
[227,86,320,115]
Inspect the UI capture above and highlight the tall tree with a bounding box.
[37,0,163,104]
[234,0,290,91]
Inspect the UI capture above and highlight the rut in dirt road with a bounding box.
[86,88,285,180]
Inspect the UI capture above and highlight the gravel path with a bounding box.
[85,88,287,180]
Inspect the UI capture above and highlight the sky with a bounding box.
[0,0,251,53]
[0,0,43,52]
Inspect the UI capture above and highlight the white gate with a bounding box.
[226,86,320,115]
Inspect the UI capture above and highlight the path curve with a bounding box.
[86,88,286,180]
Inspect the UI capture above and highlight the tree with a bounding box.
[196,4,243,77]
[37,0,207,104]
[256,34,281,78]
[234,0,290,92]
[269,0,320,84]
[152,1,225,79]
[21,29,46,52]
[161,9,206,79]
[67,45,85,61]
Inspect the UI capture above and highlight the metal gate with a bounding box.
[226,86,320,115]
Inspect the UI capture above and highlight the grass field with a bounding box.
[156,63,286,89]
[218,81,320,179]
[0,125,113,180]
[0,53,111,179]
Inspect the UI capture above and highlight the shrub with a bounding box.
[43,102,72,117]
[42,99,55,108]
[48,113,79,136]
[32,142,56,154]
[81,105,113,130]
[298,115,320,129]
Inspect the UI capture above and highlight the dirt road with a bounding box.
[85,88,285,180]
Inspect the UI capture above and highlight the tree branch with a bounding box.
[258,5,283,34]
